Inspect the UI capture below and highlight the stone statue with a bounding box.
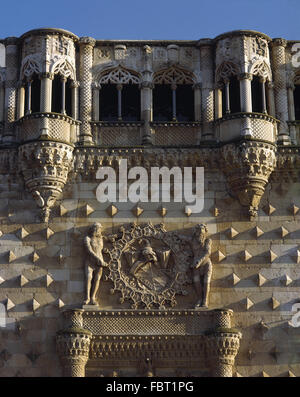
[83,222,107,305]
[177,223,212,309]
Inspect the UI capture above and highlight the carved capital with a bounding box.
[143,45,152,55]
[206,330,242,377]
[271,38,287,48]
[4,37,19,46]
[140,81,154,89]
[79,36,96,47]
[39,72,54,80]
[92,81,101,90]
[56,328,92,377]
[238,72,253,81]
[193,82,202,90]
[63,309,84,328]
[70,80,80,89]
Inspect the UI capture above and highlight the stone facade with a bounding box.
[0,28,299,377]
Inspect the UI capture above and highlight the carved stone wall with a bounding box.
[0,28,299,378]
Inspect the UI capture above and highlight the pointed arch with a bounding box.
[51,58,75,80]
[21,57,41,79]
[153,66,195,85]
[216,62,239,83]
[98,66,141,85]
[249,60,272,81]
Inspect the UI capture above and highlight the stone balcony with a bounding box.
[16,112,81,144]
[151,121,201,146]
[215,112,278,143]
[91,121,144,146]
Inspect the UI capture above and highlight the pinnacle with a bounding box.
[257,273,267,287]
[106,204,118,217]
[185,207,192,217]
[280,226,289,238]
[32,298,40,312]
[241,250,252,262]
[8,251,16,263]
[270,296,280,310]
[59,204,68,216]
[132,205,144,217]
[31,252,39,263]
[245,297,254,310]
[264,204,276,215]
[17,227,29,240]
[254,226,264,238]
[269,249,277,263]
[46,227,54,240]
[45,274,53,287]
[20,275,29,287]
[281,274,292,286]
[57,298,64,308]
[231,273,240,286]
[215,250,226,263]
[228,227,239,239]
[158,207,167,217]
[6,298,15,311]
[84,204,94,216]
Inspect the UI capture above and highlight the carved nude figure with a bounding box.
[83,222,107,305]
[177,223,212,309]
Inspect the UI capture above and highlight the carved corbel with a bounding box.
[221,141,276,220]
[18,141,74,223]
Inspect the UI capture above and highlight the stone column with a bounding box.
[17,82,25,119]
[92,82,100,121]
[61,76,67,115]
[40,72,53,113]
[117,84,122,120]
[70,80,80,120]
[266,81,276,117]
[25,78,32,115]
[270,38,290,144]
[214,83,222,119]
[206,330,242,377]
[56,329,92,377]
[199,40,214,141]
[193,82,201,121]
[56,309,92,377]
[239,73,252,113]
[79,37,96,145]
[0,82,4,122]
[140,81,153,144]
[287,83,297,144]
[261,77,267,114]
[224,79,230,114]
[171,83,177,120]
[3,37,18,143]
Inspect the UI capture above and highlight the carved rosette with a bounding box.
[206,330,242,377]
[18,141,74,222]
[56,328,92,377]
[221,141,276,219]
[104,222,192,309]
